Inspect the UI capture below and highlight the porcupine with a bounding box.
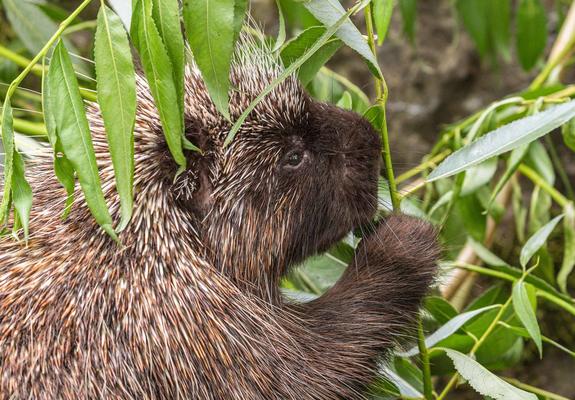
[0,29,440,400]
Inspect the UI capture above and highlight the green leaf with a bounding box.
[443,349,537,400]
[456,0,511,61]
[499,323,575,358]
[558,202,575,294]
[11,151,32,240]
[0,98,15,226]
[467,237,509,267]
[393,357,423,394]
[520,214,563,268]
[303,0,383,79]
[489,0,511,60]
[516,0,547,71]
[272,0,287,52]
[428,100,575,182]
[132,0,186,172]
[425,296,458,324]
[398,0,417,43]
[380,366,423,399]
[373,0,394,45]
[42,56,75,218]
[4,0,65,55]
[225,2,364,146]
[152,0,186,120]
[489,144,529,207]
[336,91,352,110]
[512,281,542,357]
[456,0,489,57]
[95,5,136,231]
[527,141,554,185]
[280,26,342,86]
[184,0,238,120]
[232,0,248,45]
[399,305,499,357]
[461,157,498,196]
[3,0,87,74]
[562,117,575,152]
[47,40,117,240]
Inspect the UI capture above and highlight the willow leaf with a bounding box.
[184,0,237,120]
[12,151,32,241]
[0,99,14,225]
[132,0,186,172]
[428,100,575,182]
[152,0,185,119]
[443,349,537,400]
[47,40,117,240]
[95,5,136,231]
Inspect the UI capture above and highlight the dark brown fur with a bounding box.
[0,42,439,399]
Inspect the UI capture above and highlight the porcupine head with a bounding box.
[0,28,440,399]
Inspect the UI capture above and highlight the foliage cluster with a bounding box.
[1,0,575,399]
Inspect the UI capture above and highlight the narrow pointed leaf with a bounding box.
[0,99,15,225]
[132,0,186,172]
[399,305,499,357]
[398,0,417,43]
[379,367,423,398]
[303,0,383,79]
[184,0,237,120]
[42,56,75,217]
[562,117,575,152]
[152,0,185,119]
[512,281,542,357]
[520,214,563,268]
[488,144,529,207]
[467,237,509,267]
[336,91,352,110]
[443,349,537,400]
[47,40,117,240]
[428,100,575,182]
[11,151,32,241]
[272,0,286,52]
[558,203,575,294]
[516,0,547,71]
[95,5,136,231]
[373,0,394,45]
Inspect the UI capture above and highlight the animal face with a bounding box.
[176,73,381,292]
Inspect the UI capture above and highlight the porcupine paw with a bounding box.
[349,213,440,288]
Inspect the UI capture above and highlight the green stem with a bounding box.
[365,3,399,211]
[502,377,571,400]
[517,164,570,207]
[12,118,47,137]
[453,262,575,316]
[0,45,44,76]
[417,320,433,400]
[396,150,451,184]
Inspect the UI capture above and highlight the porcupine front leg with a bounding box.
[286,214,440,397]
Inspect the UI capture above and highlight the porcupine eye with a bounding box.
[283,150,305,169]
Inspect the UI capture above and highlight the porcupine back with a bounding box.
[0,30,440,399]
